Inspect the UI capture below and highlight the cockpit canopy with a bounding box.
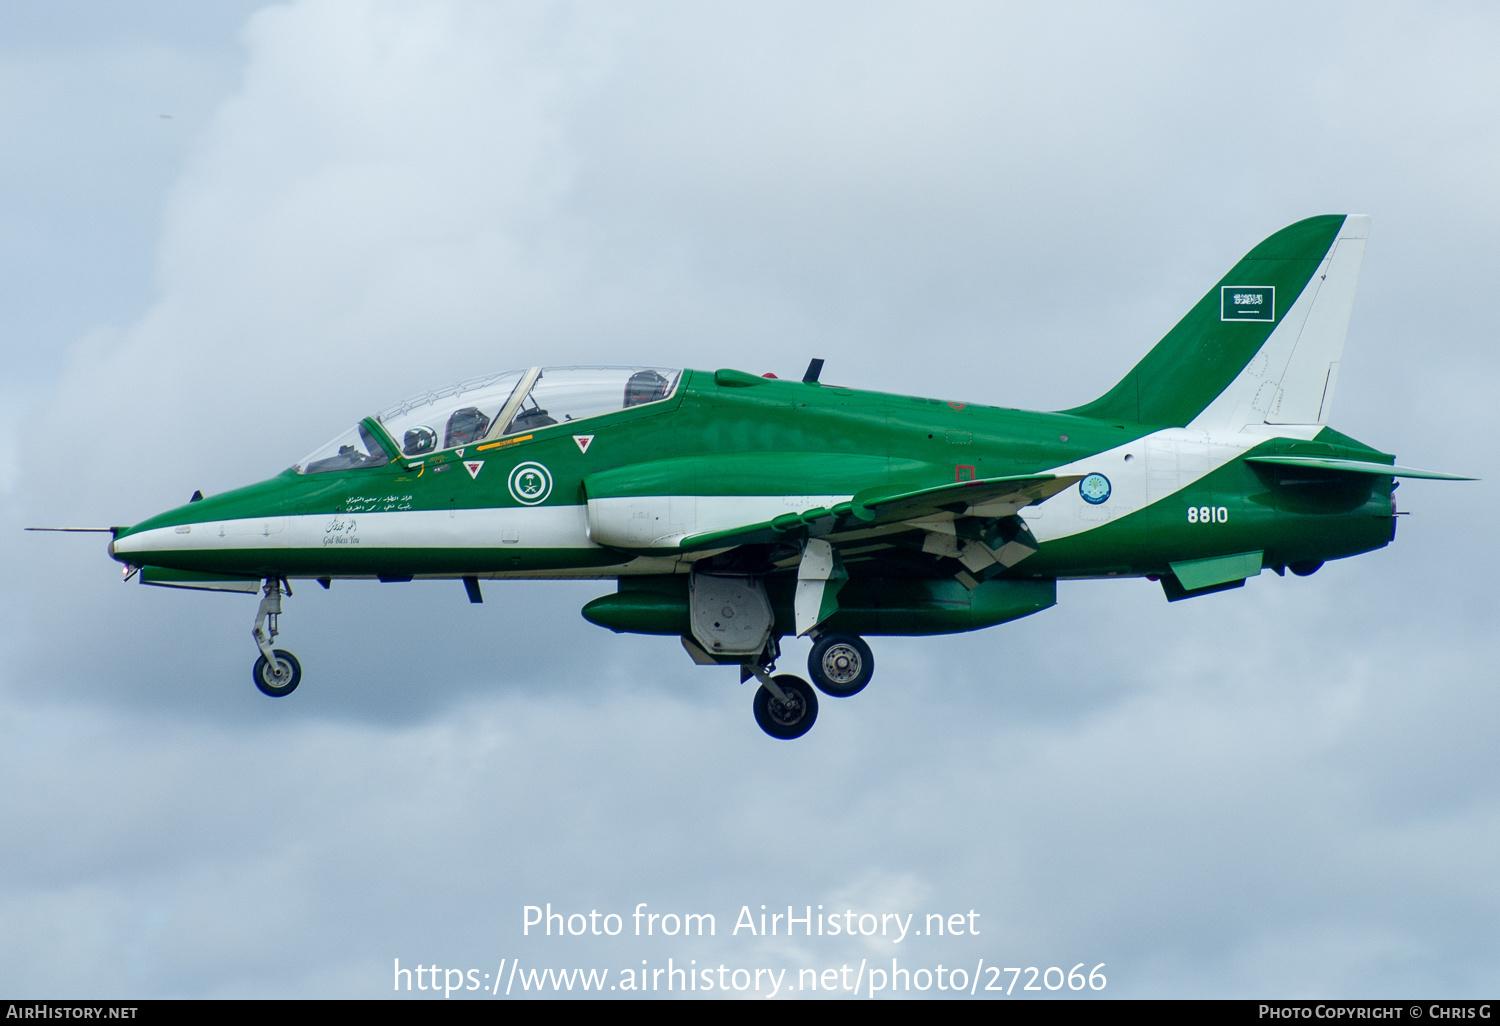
[295,366,681,474]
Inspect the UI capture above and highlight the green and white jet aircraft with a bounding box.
[87,213,1469,738]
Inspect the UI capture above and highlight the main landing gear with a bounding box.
[741,632,876,739]
[747,665,819,741]
[807,632,874,698]
[252,578,302,698]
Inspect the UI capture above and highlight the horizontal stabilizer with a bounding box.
[1245,455,1474,480]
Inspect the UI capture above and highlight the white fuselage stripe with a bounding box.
[113,506,597,556]
[1023,424,1321,543]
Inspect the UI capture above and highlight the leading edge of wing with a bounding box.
[853,472,1084,521]
[675,473,1081,553]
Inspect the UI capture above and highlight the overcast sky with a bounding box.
[2,0,1498,999]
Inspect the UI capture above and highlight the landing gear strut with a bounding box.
[741,645,818,740]
[252,578,301,697]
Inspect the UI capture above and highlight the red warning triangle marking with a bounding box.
[463,461,483,479]
[573,434,594,454]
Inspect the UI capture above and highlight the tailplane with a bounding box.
[1067,215,1369,430]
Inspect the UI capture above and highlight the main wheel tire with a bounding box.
[753,674,819,740]
[1289,560,1324,577]
[808,633,874,698]
[253,649,302,697]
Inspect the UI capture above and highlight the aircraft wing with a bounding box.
[676,473,1079,553]
[675,472,1080,636]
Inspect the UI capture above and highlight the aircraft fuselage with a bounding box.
[111,368,1395,598]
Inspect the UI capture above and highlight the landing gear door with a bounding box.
[689,574,773,658]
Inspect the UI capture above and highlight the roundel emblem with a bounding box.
[1079,473,1111,505]
[507,461,553,505]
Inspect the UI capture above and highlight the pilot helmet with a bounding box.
[403,425,437,456]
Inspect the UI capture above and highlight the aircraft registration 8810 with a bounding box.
[84,214,1470,739]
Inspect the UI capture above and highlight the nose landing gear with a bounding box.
[251,578,301,697]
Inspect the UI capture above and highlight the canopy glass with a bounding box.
[294,366,681,474]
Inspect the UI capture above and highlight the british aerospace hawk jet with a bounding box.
[77,214,1469,738]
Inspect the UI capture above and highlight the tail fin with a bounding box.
[1066,215,1369,429]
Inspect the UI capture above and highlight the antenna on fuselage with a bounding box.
[802,358,825,384]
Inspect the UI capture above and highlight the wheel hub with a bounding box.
[768,692,806,726]
[821,644,862,685]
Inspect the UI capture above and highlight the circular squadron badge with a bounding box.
[1079,473,1112,505]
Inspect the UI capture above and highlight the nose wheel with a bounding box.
[253,649,302,697]
[251,578,302,698]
